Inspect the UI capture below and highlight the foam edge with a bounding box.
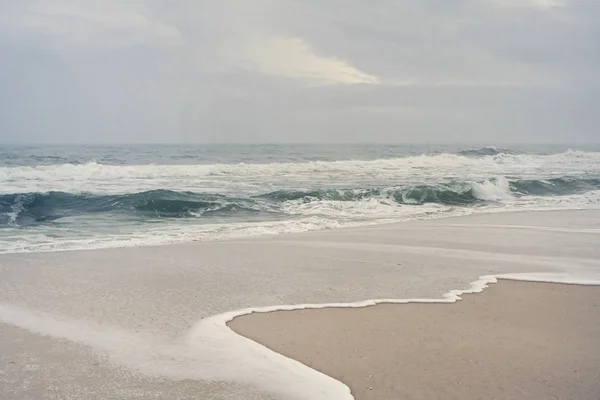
[194,272,600,400]
[1,273,599,400]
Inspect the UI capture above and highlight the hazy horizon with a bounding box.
[1,140,599,146]
[2,1,599,144]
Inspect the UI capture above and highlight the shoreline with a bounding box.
[2,210,600,400]
[2,206,598,256]
[229,280,600,400]
[3,273,599,400]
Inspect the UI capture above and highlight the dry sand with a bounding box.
[229,281,600,400]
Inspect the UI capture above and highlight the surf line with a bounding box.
[192,272,600,400]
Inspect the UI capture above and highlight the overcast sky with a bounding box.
[0,0,598,144]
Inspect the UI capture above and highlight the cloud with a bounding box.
[490,0,569,8]
[386,79,545,88]
[0,0,598,143]
[238,36,379,85]
[0,1,183,47]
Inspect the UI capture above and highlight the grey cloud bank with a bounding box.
[0,0,598,143]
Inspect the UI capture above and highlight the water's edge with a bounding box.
[2,272,599,400]
[218,273,600,399]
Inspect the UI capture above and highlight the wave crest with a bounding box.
[457,146,520,157]
[2,177,599,227]
[0,190,267,226]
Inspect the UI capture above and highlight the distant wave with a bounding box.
[2,177,599,227]
[457,146,521,157]
[1,150,599,197]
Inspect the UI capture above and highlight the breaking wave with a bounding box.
[2,177,599,227]
[2,146,599,253]
[0,190,270,226]
[260,177,600,204]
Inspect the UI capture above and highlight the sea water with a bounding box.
[1,143,599,253]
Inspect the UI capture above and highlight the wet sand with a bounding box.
[2,210,600,400]
[229,280,600,400]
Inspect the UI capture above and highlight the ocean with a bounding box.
[1,143,599,254]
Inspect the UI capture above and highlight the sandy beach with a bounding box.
[1,210,600,399]
[3,1,600,396]
[230,280,600,400]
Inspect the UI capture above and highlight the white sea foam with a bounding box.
[1,272,598,400]
[1,151,598,195]
[5,195,27,226]
[0,216,349,254]
[471,176,513,201]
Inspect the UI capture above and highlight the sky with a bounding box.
[0,0,598,144]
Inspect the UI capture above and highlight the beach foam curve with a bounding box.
[1,272,599,400]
